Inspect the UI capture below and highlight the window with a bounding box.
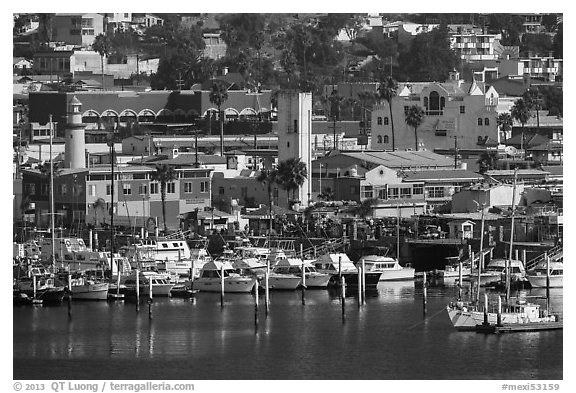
[484,118,490,126]
[384,117,389,125]
[413,184,424,195]
[25,183,36,195]
[273,187,279,199]
[166,182,175,194]
[138,184,147,195]
[41,184,49,196]
[219,187,225,195]
[426,186,445,198]
[58,184,67,196]
[361,186,373,199]
[241,187,248,197]
[293,119,298,133]
[150,183,159,194]
[122,184,131,195]
[106,185,111,195]
[184,182,193,193]
[200,181,208,193]
[388,187,399,199]
[478,118,483,126]
[460,106,465,114]
[404,106,410,114]
[287,141,290,148]
[377,117,382,125]
[73,184,83,195]
[383,135,389,143]
[400,188,412,199]
[378,188,387,199]
[377,135,383,143]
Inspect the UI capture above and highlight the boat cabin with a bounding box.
[314,253,357,273]
[199,261,237,278]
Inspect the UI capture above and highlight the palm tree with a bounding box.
[355,198,378,219]
[92,33,111,91]
[405,105,425,151]
[357,91,376,135]
[377,77,398,151]
[256,168,278,234]
[276,158,308,206]
[511,98,532,159]
[328,90,344,150]
[150,164,176,233]
[497,112,513,144]
[92,197,106,227]
[209,82,229,156]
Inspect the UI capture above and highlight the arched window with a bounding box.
[429,91,440,113]
[383,135,389,143]
[377,117,382,125]
[478,118,483,126]
[424,97,428,109]
[377,135,383,143]
[440,96,446,109]
[384,117,389,125]
[484,118,490,126]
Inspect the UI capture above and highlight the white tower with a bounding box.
[277,91,312,208]
[64,96,86,169]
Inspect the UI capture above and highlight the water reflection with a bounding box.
[13,283,563,380]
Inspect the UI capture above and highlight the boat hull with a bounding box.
[446,304,556,331]
[342,272,382,288]
[124,284,175,297]
[193,277,256,293]
[267,275,302,290]
[526,275,563,288]
[378,268,415,281]
[303,273,331,288]
[71,283,109,300]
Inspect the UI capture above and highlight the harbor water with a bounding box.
[13,281,563,380]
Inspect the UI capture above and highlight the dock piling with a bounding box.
[254,279,259,332]
[341,276,346,323]
[301,261,306,306]
[148,280,153,320]
[67,273,72,317]
[220,263,225,308]
[265,260,270,315]
[422,271,427,316]
[497,296,502,326]
[361,259,366,305]
[357,266,362,307]
[136,268,140,311]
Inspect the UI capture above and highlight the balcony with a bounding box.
[425,110,443,116]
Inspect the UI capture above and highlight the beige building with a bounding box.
[371,71,500,151]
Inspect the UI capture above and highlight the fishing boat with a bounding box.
[358,255,415,281]
[193,261,257,293]
[526,261,563,288]
[314,253,382,288]
[473,258,527,287]
[16,265,66,305]
[447,296,558,331]
[122,270,175,297]
[68,274,109,300]
[272,258,331,288]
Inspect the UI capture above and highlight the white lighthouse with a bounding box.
[277,91,312,208]
[64,96,86,169]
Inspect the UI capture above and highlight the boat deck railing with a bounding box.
[526,244,563,271]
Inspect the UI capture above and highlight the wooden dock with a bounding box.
[475,322,563,334]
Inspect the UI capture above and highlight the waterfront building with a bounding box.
[370,71,500,151]
[28,90,273,136]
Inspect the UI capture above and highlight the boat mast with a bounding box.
[506,168,518,302]
[49,114,56,272]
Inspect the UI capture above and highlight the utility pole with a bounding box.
[450,135,463,169]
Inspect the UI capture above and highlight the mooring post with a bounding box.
[361,259,366,305]
[301,260,306,306]
[497,296,502,326]
[67,273,72,317]
[357,265,362,307]
[135,268,140,311]
[265,260,270,315]
[483,293,489,325]
[341,276,346,323]
[148,280,153,320]
[254,279,259,332]
[220,263,225,308]
[422,271,428,316]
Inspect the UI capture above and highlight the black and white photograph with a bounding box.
[9,4,569,389]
